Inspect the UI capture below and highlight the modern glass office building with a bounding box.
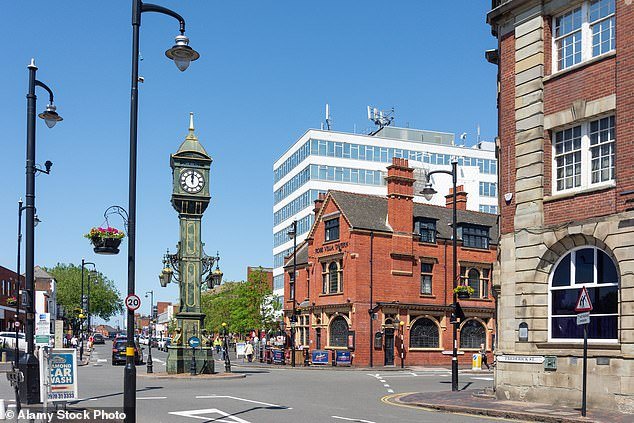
[272,126,498,303]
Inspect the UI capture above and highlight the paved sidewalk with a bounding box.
[390,389,631,423]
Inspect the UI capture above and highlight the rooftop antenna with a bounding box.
[325,103,332,130]
[477,124,481,144]
[367,105,395,135]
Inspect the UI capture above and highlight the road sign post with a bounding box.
[575,286,593,418]
[188,336,200,376]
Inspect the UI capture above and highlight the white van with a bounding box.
[0,332,27,351]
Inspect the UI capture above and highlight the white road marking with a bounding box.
[152,358,165,364]
[138,396,168,400]
[383,384,389,388]
[470,377,494,381]
[379,379,386,383]
[194,395,289,409]
[387,389,394,393]
[332,416,376,423]
[169,408,250,422]
[97,359,107,363]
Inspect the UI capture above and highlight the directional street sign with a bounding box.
[188,336,201,349]
[575,286,593,313]
[125,294,141,311]
[576,311,590,326]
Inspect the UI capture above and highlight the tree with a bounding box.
[47,263,123,321]
[201,268,280,334]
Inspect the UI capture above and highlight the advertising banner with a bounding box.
[236,342,246,358]
[272,349,285,364]
[335,350,352,366]
[44,349,78,402]
[311,350,329,365]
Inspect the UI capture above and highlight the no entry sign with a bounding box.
[125,294,141,311]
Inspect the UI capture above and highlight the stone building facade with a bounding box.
[487,0,634,412]
[283,158,497,367]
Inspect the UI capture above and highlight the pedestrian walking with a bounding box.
[71,336,78,349]
[480,343,490,369]
[245,341,254,362]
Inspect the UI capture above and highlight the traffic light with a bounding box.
[152,305,158,321]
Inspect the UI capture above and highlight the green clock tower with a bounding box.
[164,113,219,374]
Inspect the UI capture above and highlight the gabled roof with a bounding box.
[316,190,499,243]
[34,266,54,280]
[283,240,309,269]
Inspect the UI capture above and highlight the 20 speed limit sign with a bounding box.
[125,294,141,311]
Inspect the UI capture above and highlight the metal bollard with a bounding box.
[0,398,6,419]
[1,352,6,362]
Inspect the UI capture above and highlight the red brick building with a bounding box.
[487,0,633,411]
[283,158,497,367]
[0,265,25,331]
[247,266,274,291]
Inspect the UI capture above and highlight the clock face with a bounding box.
[179,169,205,194]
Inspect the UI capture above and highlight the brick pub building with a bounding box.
[283,158,497,366]
[0,265,25,331]
[488,0,634,412]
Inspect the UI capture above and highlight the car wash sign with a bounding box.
[47,349,78,402]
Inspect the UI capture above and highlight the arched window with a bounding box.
[409,318,439,348]
[460,319,486,349]
[321,260,343,294]
[550,247,618,340]
[468,269,480,298]
[329,316,349,347]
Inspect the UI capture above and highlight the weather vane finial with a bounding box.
[189,112,195,132]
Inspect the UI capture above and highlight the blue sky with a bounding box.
[1,1,497,324]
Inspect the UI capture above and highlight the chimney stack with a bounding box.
[445,185,468,210]
[386,158,415,233]
[313,192,327,215]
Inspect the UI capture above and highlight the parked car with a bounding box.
[157,337,171,352]
[112,339,143,365]
[92,334,105,344]
[0,332,27,351]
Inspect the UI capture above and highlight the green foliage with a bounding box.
[201,267,280,334]
[46,263,124,320]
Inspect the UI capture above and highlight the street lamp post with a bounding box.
[421,158,459,392]
[287,220,298,367]
[80,259,95,362]
[145,290,154,374]
[125,1,199,420]
[20,59,62,405]
[221,322,231,373]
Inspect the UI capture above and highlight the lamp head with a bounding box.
[420,183,437,201]
[38,103,63,128]
[44,160,53,173]
[287,226,296,240]
[34,214,41,227]
[209,267,223,289]
[165,34,200,72]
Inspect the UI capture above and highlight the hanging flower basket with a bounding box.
[454,285,474,299]
[7,296,18,306]
[84,227,125,255]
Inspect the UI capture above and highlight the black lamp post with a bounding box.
[80,259,96,362]
[221,322,231,372]
[14,199,39,410]
[20,59,61,405]
[287,220,297,367]
[421,157,459,392]
[125,2,199,420]
[145,290,154,374]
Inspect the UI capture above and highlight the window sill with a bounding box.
[458,297,493,302]
[417,242,438,247]
[323,239,341,246]
[419,294,435,299]
[544,181,615,203]
[461,246,491,252]
[409,347,442,352]
[319,292,344,297]
[536,342,619,350]
[325,346,348,350]
[544,51,616,83]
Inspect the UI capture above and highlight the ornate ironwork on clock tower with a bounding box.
[161,113,223,374]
